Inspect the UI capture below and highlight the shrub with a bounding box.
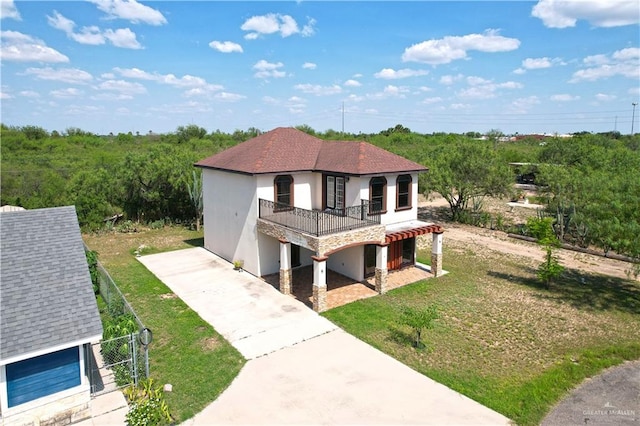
[85,250,100,294]
[124,379,172,426]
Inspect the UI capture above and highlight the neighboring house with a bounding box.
[195,127,444,312]
[0,206,103,425]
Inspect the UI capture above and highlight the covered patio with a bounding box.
[263,265,434,310]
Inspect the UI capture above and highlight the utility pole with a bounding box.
[341,102,345,134]
[632,102,638,135]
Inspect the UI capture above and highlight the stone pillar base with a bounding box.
[312,284,327,312]
[279,268,292,295]
[431,253,442,277]
[375,268,388,294]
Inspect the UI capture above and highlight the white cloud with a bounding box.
[214,92,246,102]
[467,76,492,86]
[550,94,580,101]
[516,57,566,73]
[1,91,13,99]
[510,96,541,113]
[89,0,167,25]
[302,62,316,70]
[23,67,92,84]
[402,29,520,65]
[439,74,464,85]
[0,31,69,63]
[344,79,361,87]
[595,93,616,101]
[570,47,639,82]
[450,103,471,110]
[48,11,142,49]
[301,18,316,37]
[183,84,225,97]
[253,60,286,79]
[532,0,639,28]
[523,57,552,69]
[374,68,428,79]
[72,26,106,45]
[418,86,432,92]
[294,83,342,96]
[457,78,523,99]
[113,67,213,88]
[366,85,410,100]
[422,97,443,104]
[209,40,243,53]
[50,87,84,99]
[91,93,133,101]
[241,13,315,39]
[96,79,147,95]
[103,28,141,49]
[20,90,40,98]
[1,0,20,20]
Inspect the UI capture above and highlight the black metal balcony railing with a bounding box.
[259,199,381,237]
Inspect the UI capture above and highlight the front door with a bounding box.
[364,244,376,277]
[387,238,415,270]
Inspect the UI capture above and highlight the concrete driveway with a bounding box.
[138,247,337,359]
[139,248,510,425]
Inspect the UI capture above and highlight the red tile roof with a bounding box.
[196,127,428,175]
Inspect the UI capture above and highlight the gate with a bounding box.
[86,333,146,397]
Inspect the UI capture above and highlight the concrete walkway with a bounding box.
[139,248,510,425]
[75,391,128,425]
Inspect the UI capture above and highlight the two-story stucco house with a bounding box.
[195,127,443,312]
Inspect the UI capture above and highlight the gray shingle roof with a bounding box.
[1,206,103,362]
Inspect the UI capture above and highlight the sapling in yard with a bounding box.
[400,304,439,349]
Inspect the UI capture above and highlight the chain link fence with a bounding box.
[86,247,151,396]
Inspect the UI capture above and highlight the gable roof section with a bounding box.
[315,141,427,175]
[0,206,103,362]
[195,127,427,175]
[195,127,323,174]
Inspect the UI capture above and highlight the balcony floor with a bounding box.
[263,265,433,310]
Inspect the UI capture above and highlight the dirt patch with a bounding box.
[160,293,178,300]
[418,194,635,281]
[201,337,221,352]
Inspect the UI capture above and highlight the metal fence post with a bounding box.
[131,333,138,386]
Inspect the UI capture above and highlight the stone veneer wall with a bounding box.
[279,268,292,295]
[312,284,327,312]
[1,389,91,426]
[257,219,385,256]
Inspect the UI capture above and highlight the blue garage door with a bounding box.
[6,346,81,407]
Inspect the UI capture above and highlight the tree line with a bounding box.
[2,123,638,264]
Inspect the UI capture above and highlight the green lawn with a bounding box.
[323,245,640,425]
[84,227,246,423]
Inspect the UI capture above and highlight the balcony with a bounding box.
[258,199,381,237]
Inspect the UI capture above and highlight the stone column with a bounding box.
[431,231,443,277]
[312,255,328,312]
[375,243,389,294]
[279,239,292,295]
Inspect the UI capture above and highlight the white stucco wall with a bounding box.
[328,245,365,281]
[356,172,420,225]
[202,169,261,275]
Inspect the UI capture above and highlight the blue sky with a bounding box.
[1,0,639,135]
